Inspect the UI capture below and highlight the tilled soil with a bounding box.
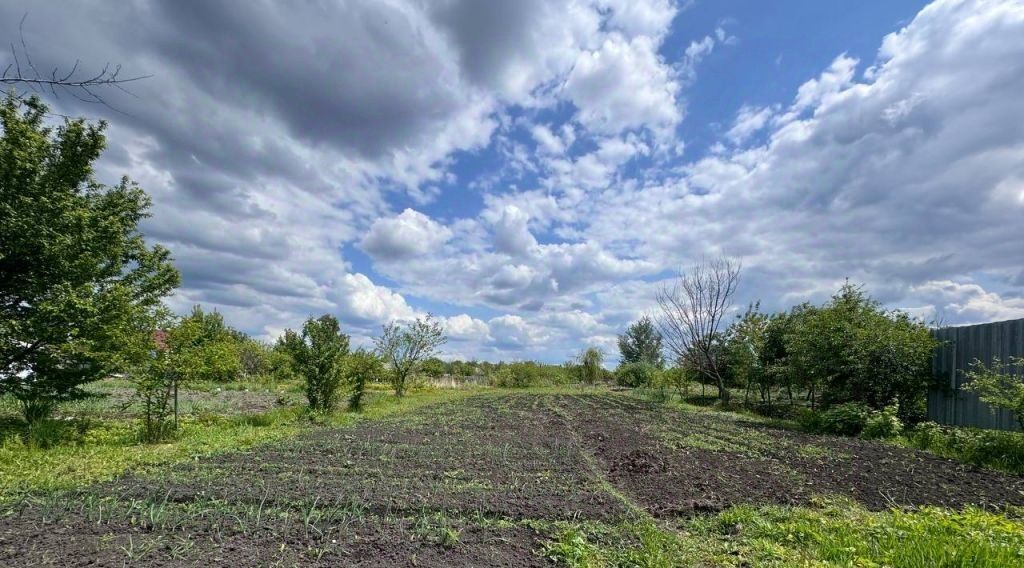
[548,394,1024,516]
[3,392,1023,566]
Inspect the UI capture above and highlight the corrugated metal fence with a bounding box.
[928,318,1024,431]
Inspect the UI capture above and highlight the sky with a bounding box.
[2,0,1023,364]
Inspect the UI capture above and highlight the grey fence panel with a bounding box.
[927,318,1024,431]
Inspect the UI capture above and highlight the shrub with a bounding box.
[661,366,693,397]
[862,404,904,439]
[577,347,604,385]
[615,361,658,388]
[169,306,243,383]
[802,403,870,436]
[344,349,384,411]
[24,419,80,449]
[796,409,825,433]
[906,422,1024,474]
[135,358,178,443]
[490,362,567,388]
[277,315,350,413]
[638,369,672,402]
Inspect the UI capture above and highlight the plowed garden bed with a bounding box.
[2,392,1022,566]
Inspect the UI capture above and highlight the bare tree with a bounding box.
[2,15,149,111]
[656,257,741,403]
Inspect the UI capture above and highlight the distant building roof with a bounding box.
[153,329,169,351]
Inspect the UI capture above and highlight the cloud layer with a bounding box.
[2,0,1022,362]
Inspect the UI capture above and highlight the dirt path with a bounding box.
[2,392,1022,566]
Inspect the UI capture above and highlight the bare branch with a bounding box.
[655,256,741,402]
[1,14,150,112]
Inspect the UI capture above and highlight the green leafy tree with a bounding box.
[785,283,936,421]
[374,315,447,397]
[167,306,242,384]
[964,357,1024,430]
[618,316,664,367]
[724,303,772,406]
[237,338,274,380]
[761,312,795,403]
[578,347,604,385]
[344,349,385,411]
[421,357,446,380]
[0,94,179,424]
[278,315,350,412]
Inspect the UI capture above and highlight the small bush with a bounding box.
[490,362,567,388]
[25,419,78,449]
[344,350,385,411]
[796,409,825,433]
[862,404,904,440]
[802,403,870,436]
[615,361,658,388]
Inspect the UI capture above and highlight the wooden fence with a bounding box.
[927,318,1024,431]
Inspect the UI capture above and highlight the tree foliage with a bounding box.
[343,349,385,411]
[964,357,1024,430]
[783,283,936,421]
[420,357,446,379]
[167,306,242,384]
[130,311,178,443]
[618,316,663,368]
[374,315,447,397]
[578,347,604,385]
[0,94,179,424]
[490,361,569,388]
[615,361,658,388]
[278,315,350,412]
[724,303,775,406]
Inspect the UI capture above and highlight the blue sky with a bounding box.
[3,0,1022,363]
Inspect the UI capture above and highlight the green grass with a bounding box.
[0,406,304,497]
[686,497,1024,567]
[898,422,1024,475]
[542,498,1024,567]
[0,385,486,499]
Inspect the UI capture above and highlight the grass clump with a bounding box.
[685,497,1024,567]
[543,520,686,568]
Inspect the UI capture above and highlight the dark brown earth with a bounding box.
[551,394,1024,516]
[2,392,1023,567]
